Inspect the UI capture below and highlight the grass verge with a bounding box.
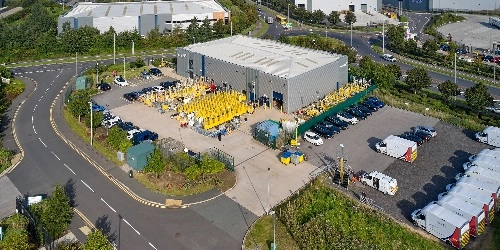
[63,109,124,166]
[244,215,299,250]
[254,17,269,37]
[134,173,214,196]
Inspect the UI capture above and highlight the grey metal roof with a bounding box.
[64,0,226,18]
[184,35,345,78]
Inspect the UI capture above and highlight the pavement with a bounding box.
[0,176,22,220]
[0,7,22,18]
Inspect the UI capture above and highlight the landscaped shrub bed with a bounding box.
[275,177,444,249]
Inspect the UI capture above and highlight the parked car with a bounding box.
[310,125,334,139]
[114,76,128,86]
[304,131,323,146]
[410,130,432,142]
[317,121,340,134]
[142,86,155,93]
[140,71,152,79]
[347,107,367,120]
[325,116,348,129]
[337,112,358,125]
[412,126,437,137]
[354,104,372,115]
[362,101,378,111]
[484,55,494,62]
[96,82,111,91]
[123,92,139,101]
[149,68,163,76]
[152,86,165,93]
[131,130,158,145]
[382,54,396,62]
[400,133,424,146]
[367,97,385,108]
[92,103,105,112]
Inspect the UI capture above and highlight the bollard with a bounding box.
[129,170,133,178]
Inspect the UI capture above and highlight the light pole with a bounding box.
[88,101,93,146]
[270,210,276,250]
[113,32,116,64]
[123,57,126,79]
[382,21,385,54]
[132,40,135,55]
[454,52,457,84]
[193,37,196,44]
[96,62,99,85]
[267,167,270,215]
[75,52,78,76]
[325,26,327,38]
[350,23,353,47]
[339,144,344,183]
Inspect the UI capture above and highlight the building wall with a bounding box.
[293,0,380,14]
[157,13,172,33]
[286,55,348,113]
[431,0,498,11]
[139,14,156,36]
[58,17,75,34]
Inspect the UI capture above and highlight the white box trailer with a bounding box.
[411,203,470,249]
[452,177,500,210]
[375,135,417,162]
[360,171,398,195]
[469,148,500,162]
[433,197,486,237]
[439,185,495,224]
[463,154,500,171]
[458,165,500,185]
[475,126,500,147]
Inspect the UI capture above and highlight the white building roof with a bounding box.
[184,35,344,78]
[63,0,226,18]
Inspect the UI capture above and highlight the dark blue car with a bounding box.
[132,130,159,145]
[367,97,385,108]
[325,116,348,129]
[311,125,334,139]
[317,121,340,134]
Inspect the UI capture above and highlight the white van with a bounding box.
[382,54,396,62]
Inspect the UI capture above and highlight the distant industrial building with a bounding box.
[291,0,382,14]
[176,35,348,113]
[58,1,229,36]
[383,0,498,12]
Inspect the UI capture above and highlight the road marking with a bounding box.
[64,163,76,175]
[149,242,158,250]
[39,96,43,102]
[39,138,47,147]
[31,116,33,123]
[33,125,37,135]
[46,88,49,92]
[123,219,140,235]
[100,198,116,213]
[81,180,95,193]
[51,151,60,160]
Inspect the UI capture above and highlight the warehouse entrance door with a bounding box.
[349,5,355,12]
[361,4,367,12]
[272,91,283,111]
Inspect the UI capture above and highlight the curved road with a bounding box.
[7,61,242,249]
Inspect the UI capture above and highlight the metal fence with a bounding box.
[205,147,235,172]
[15,197,54,250]
[253,122,279,150]
[297,84,377,135]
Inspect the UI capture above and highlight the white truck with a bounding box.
[267,16,274,24]
[375,135,417,162]
[475,126,500,147]
[449,177,500,210]
[360,171,398,195]
[411,203,470,249]
[463,154,500,171]
[433,197,486,237]
[439,185,495,224]
[469,148,500,162]
[457,165,500,185]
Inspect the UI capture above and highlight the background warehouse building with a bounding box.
[291,0,382,13]
[383,0,498,12]
[176,35,348,113]
[58,0,229,35]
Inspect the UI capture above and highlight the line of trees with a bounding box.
[0,0,258,63]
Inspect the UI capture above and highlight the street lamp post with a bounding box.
[270,210,276,250]
[350,23,353,47]
[88,101,93,146]
[382,21,385,53]
[454,53,457,84]
[132,40,135,55]
[75,52,78,76]
[113,32,116,64]
[193,37,196,44]
[96,62,99,85]
[267,167,270,215]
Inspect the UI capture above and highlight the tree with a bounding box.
[144,148,167,178]
[42,183,73,239]
[438,80,459,101]
[311,10,325,24]
[84,229,113,250]
[386,64,402,79]
[68,95,90,122]
[465,83,493,114]
[0,65,12,78]
[422,39,439,56]
[405,67,431,93]
[327,11,340,25]
[85,110,103,129]
[106,127,132,152]
[0,213,32,250]
[332,44,357,63]
[387,25,405,52]
[343,11,356,25]
[0,147,13,172]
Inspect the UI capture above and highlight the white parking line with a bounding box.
[46,88,49,92]
[64,163,76,175]
[51,151,60,160]
[149,242,158,250]
[123,219,140,235]
[39,96,43,102]
[39,138,47,147]
[81,180,95,193]
[100,198,116,212]
[33,125,37,135]
[31,116,33,123]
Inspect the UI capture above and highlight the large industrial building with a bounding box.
[176,35,348,113]
[291,0,382,13]
[58,1,229,35]
[383,0,499,12]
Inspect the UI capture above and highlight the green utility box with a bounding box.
[126,142,155,171]
[75,76,88,90]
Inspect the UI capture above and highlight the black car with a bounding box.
[149,68,163,76]
[400,133,424,146]
[142,86,155,93]
[311,125,334,139]
[411,131,432,142]
[96,82,111,91]
[160,81,176,88]
[317,121,340,134]
[355,104,372,115]
[362,101,378,111]
[347,107,367,120]
[367,97,385,108]
[123,92,139,101]
[325,116,348,129]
